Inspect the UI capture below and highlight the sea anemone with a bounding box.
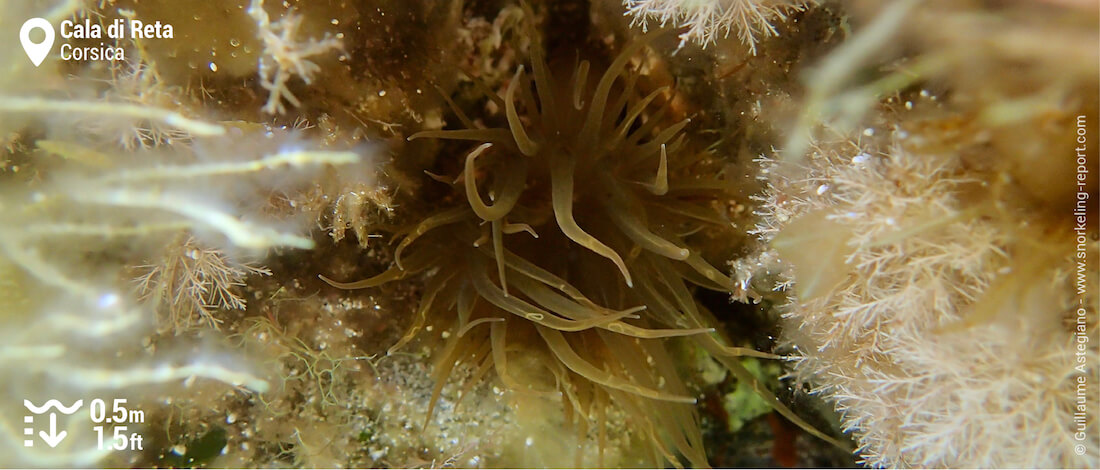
[321,26,839,466]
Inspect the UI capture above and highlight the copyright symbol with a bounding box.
[1075,444,1085,455]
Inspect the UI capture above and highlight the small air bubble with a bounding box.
[209,62,218,72]
[97,292,120,309]
[816,184,829,195]
[378,90,386,97]
[229,38,241,47]
[863,128,875,137]
[331,18,339,25]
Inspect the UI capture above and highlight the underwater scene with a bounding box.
[0,0,1097,468]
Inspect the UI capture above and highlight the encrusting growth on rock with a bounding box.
[747,123,1099,467]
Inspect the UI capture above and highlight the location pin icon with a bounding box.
[20,18,54,67]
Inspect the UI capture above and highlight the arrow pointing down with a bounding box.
[39,413,66,448]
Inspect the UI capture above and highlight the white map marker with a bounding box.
[20,18,54,67]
